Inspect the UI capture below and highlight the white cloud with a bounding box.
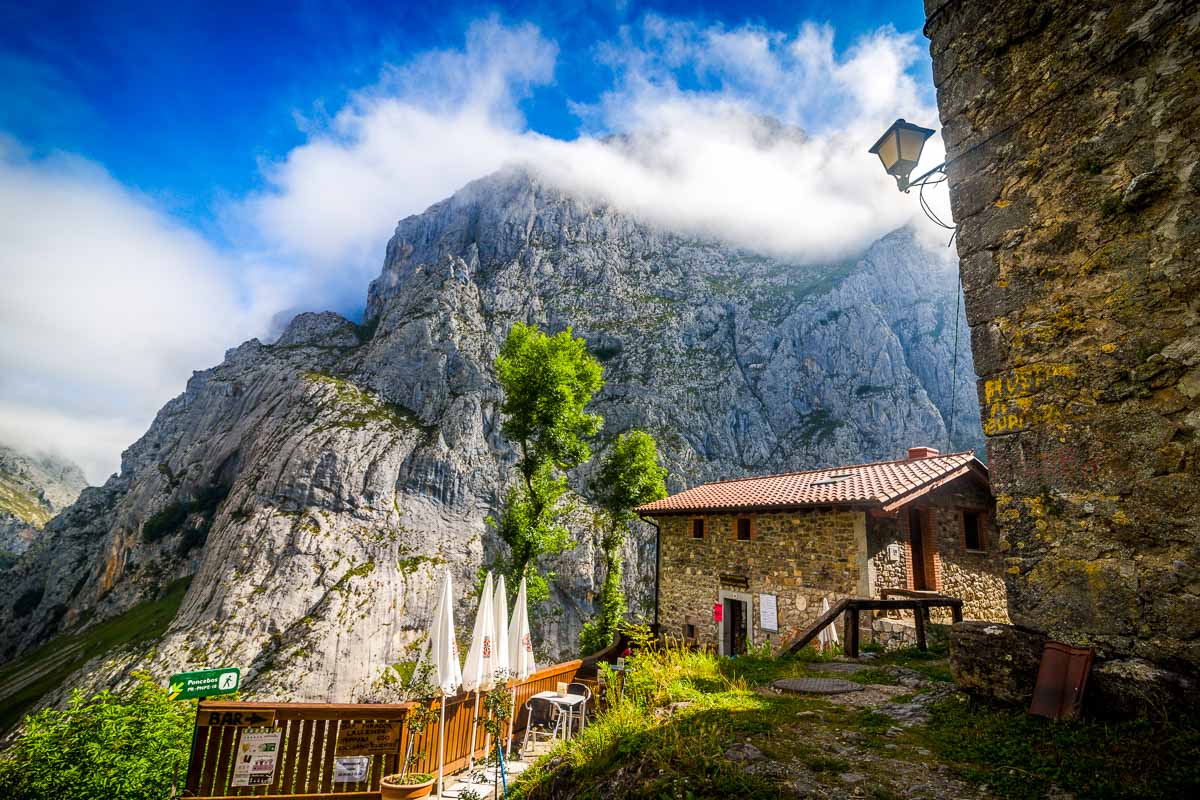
[0,139,269,482]
[245,15,953,276]
[1,14,956,482]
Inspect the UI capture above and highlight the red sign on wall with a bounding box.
[713,603,723,622]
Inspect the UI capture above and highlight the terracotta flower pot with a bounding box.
[380,773,436,799]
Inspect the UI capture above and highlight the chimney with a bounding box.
[907,446,940,460]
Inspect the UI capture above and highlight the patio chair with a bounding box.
[519,696,560,756]
[564,682,592,734]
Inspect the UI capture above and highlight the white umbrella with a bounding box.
[462,572,496,770]
[490,575,510,775]
[818,596,841,652]
[505,576,537,755]
[508,577,537,679]
[426,569,462,798]
[492,574,510,685]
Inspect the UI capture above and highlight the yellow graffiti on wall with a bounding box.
[983,363,1076,435]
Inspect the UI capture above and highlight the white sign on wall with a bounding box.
[759,593,778,632]
[334,756,370,783]
[230,730,281,787]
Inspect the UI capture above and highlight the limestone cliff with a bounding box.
[0,167,982,702]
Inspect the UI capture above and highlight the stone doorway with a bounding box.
[719,590,751,656]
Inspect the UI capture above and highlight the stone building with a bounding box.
[637,447,1008,654]
[923,0,1200,705]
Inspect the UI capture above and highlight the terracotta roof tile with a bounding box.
[636,451,985,515]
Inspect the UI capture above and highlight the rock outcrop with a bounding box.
[0,444,88,568]
[0,167,982,703]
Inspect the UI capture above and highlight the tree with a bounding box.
[579,430,667,655]
[491,322,604,604]
[0,672,194,800]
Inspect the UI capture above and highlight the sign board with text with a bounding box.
[759,593,779,632]
[335,721,401,756]
[168,667,240,700]
[200,709,276,727]
[230,729,281,787]
[334,756,370,783]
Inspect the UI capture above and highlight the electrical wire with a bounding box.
[948,262,962,451]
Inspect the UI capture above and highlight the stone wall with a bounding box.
[657,510,864,652]
[867,480,1009,622]
[925,0,1200,681]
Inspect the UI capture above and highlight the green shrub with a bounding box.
[142,502,188,542]
[0,672,194,800]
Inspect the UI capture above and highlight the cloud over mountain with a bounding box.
[1,15,952,481]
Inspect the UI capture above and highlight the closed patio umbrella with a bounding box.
[505,576,537,755]
[492,574,510,685]
[427,569,463,798]
[818,596,841,652]
[462,572,496,770]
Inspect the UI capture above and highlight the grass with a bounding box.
[0,474,52,527]
[303,371,434,434]
[0,577,192,731]
[509,637,1200,800]
[921,694,1200,799]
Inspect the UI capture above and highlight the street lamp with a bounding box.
[869,118,937,192]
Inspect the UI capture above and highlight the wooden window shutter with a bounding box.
[750,515,758,540]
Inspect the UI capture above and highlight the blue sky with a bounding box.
[2,0,927,226]
[0,0,944,480]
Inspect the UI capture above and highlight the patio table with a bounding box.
[530,690,588,740]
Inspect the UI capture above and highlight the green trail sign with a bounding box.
[169,667,240,700]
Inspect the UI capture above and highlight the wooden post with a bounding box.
[914,603,928,651]
[845,606,860,658]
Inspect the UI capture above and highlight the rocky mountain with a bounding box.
[0,445,88,569]
[0,167,982,705]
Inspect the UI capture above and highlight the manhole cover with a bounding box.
[809,662,872,674]
[772,677,863,695]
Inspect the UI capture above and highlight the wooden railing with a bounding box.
[784,595,963,657]
[183,660,581,799]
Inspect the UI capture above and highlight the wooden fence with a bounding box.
[183,660,581,799]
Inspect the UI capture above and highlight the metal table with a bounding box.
[530,691,588,739]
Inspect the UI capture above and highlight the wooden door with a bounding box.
[909,508,928,590]
[725,598,748,655]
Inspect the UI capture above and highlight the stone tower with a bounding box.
[924,0,1199,703]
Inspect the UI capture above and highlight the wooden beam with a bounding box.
[784,598,851,654]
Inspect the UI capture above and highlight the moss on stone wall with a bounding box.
[926,0,1200,677]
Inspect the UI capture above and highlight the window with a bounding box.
[684,623,696,640]
[963,510,984,551]
[692,517,705,539]
[736,517,752,541]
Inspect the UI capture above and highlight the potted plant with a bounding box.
[476,683,513,799]
[380,662,440,799]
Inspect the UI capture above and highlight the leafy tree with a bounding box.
[579,430,667,655]
[0,672,194,800]
[490,322,604,605]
